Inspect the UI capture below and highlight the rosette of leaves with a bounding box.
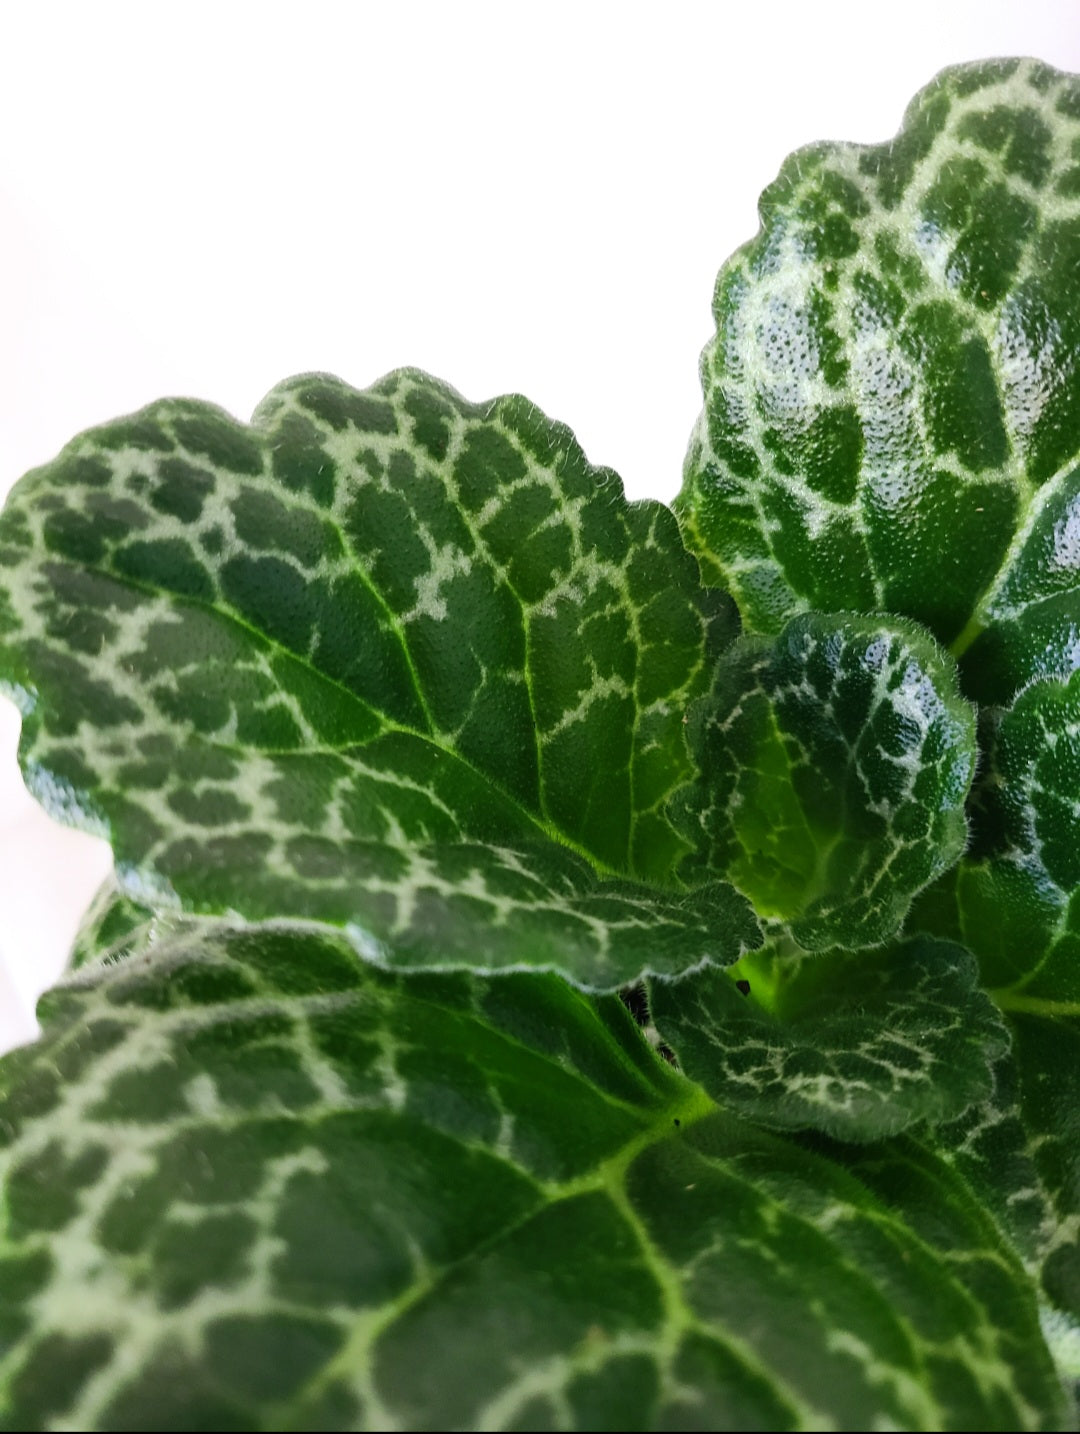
[1,55,1079,1432]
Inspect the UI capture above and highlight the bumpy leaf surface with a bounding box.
[0,370,758,988]
[677,58,1080,705]
[0,919,1065,1431]
[649,935,1009,1141]
[918,668,1080,1002]
[672,612,975,949]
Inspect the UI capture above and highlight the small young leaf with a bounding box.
[677,58,1080,705]
[0,918,1064,1431]
[0,370,757,988]
[649,935,1009,1141]
[672,612,975,949]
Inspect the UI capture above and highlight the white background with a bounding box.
[2,0,1079,1051]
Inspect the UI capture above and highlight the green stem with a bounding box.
[989,990,1080,1018]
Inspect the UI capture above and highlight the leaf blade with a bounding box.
[673,612,975,949]
[677,59,1080,704]
[649,935,1010,1141]
[0,370,756,988]
[0,918,1064,1431]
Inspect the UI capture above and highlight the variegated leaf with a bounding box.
[649,935,1008,1141]
[677,58,1080,706]
[0,917,1064,1431]
[0,370,757,989]
[671,612,975,950]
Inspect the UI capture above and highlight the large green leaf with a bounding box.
[677,57,1080,705]
[671,612,975,950]
[0,369,758,988]
[649,934,1009,1141]
[0,917,1066,1431]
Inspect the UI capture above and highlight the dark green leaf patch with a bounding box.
[915,668,1080,1002]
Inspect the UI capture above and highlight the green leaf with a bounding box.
[671,612,975,950]
[649,935,1009,1141]
[1004,1009,1080,1333]
[676,57,1080,705]
[904,671,1080,1347]
[914,668,1080,1002]
[934,1008,1080,1329]
[4,56,1080,1432]
[915,1003,1080,1411]
[0,918,1065,1430]
[0,369,758,988]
